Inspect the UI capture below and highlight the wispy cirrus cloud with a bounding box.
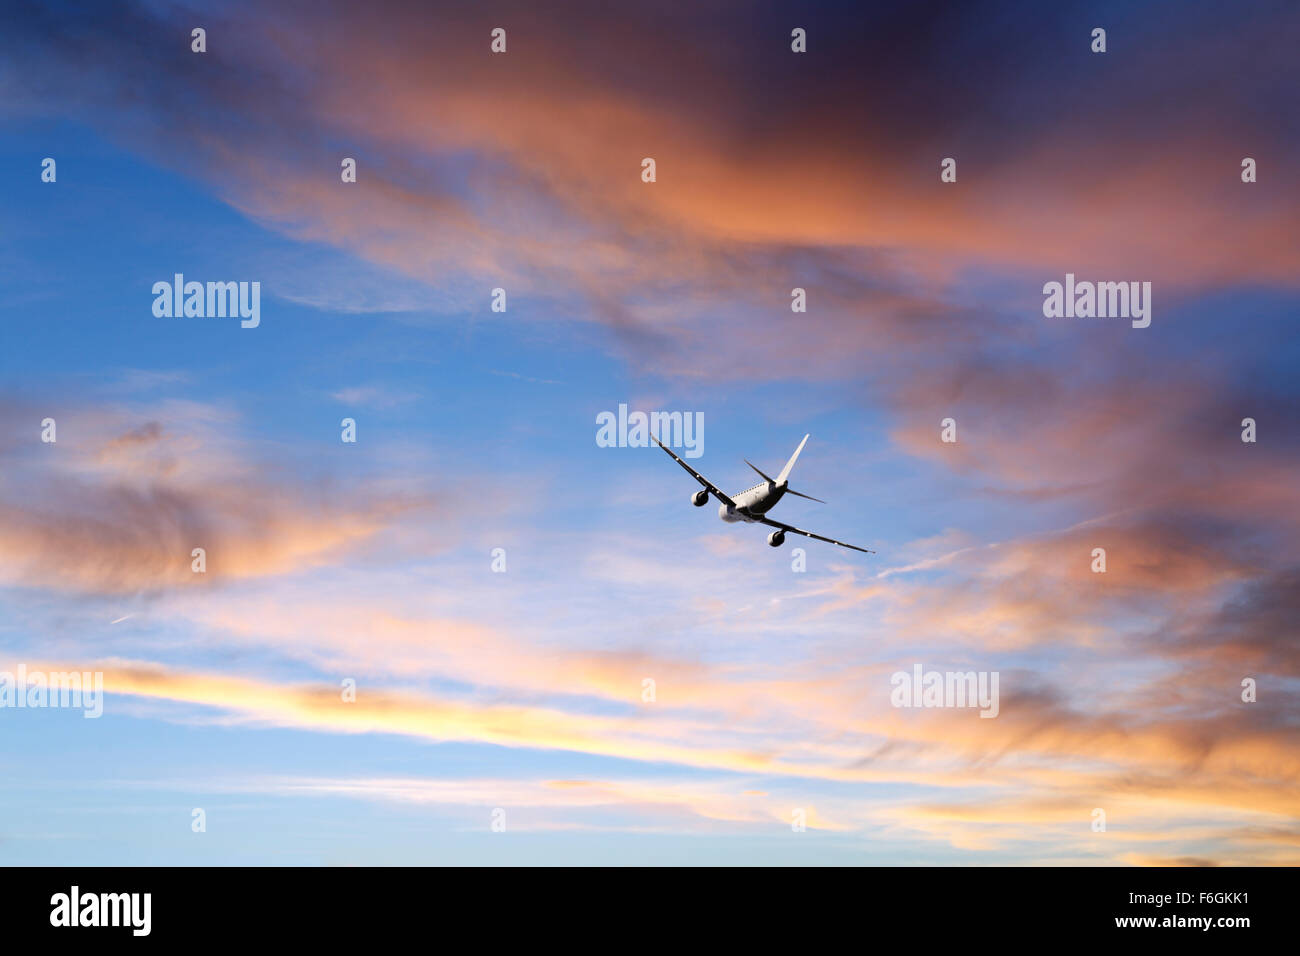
[0,397,440,594]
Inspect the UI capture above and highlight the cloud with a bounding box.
[8,646,1292,862]
[213,775,849,832]
[0,398,437,595]
[329,386,420,408]
[10,0,1299,377]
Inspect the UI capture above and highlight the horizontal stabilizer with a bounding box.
[785,488,825,503]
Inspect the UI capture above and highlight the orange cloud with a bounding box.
[0,401,435,594]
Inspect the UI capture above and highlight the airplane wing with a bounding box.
[650,435,736,507]
[752,515,874,553]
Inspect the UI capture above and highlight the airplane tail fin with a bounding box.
[777,434,809,484]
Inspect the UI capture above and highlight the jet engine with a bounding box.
[767,530,785,547]
[691,490,709,507]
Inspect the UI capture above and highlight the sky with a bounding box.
[0,0,1297,865]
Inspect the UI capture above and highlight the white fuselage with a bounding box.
[719,481,786,522]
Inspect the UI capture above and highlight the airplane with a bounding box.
[651,433,874,553]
